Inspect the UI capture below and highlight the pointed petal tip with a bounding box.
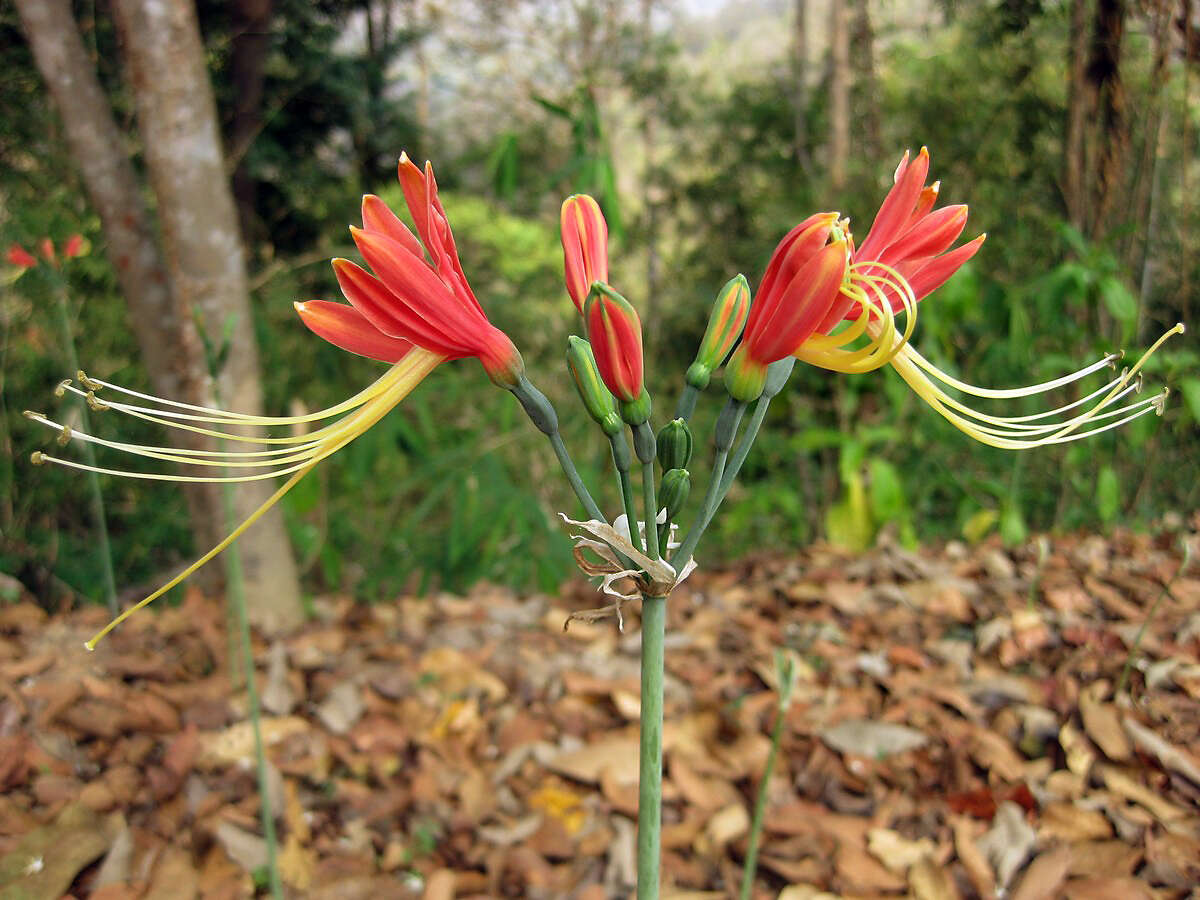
[293,301,306,312]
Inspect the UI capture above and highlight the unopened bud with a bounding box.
[561,195,609,313]
[584,283,644,405]
[687,274,751,389]
[723,345,768,404]
[660,468,691,519]
[566,336,622,436]
[657,418,693,471]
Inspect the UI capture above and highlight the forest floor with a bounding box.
[1,526,1198,899]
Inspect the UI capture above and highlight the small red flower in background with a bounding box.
[560,195,609,313]
[6,244,37,269]
[39,238,56,265]
[296,154,523,386]
[63,235,84,259]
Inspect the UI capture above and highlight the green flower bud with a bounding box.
[619,389,652,427]
[657,418,693,471]
[687,274,751,389]
[660,468,691,519]
[723,344,767,404]
[566,336,622,436]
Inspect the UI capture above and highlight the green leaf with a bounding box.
[1179,377,1200,422]
[868,459,906,524]
[962,508,999,544]
[999,503,1027,546]
[825,471,873,551]
[1098,276,1137,325]
[1096,465,1120,524]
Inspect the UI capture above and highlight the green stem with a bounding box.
[51,282,118,616]
[719,391,771,497]
[740,701,787,899]
[215,421,283,900]
[612,435,643,552]
[549,430,605,523]
[642,460,660,560]
[675,383,699,421]
[637,593,666,900]
[674,400,745,563]
[1116,539,1191,697]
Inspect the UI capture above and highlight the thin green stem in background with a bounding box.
[1116,538,1191,698]
[740,652,796,900]
[674,383,699,421]
[51,280,118,615]
[221,474,284,900]
[637,592,666,900]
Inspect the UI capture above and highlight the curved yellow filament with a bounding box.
[83,348,444,649]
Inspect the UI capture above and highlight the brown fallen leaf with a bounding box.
[819,719,928,758]
[866,827,936,874]
[1010,845,1072,900]
[547,737,639,785]
[1038,802,1113,842]
[1097,764,1186,821]
[908,857,959,900]
[977,802,1035,892]
[1122,716,1200,785]
[1078,682,1131,762]
[1060,876,1154,900]
[0,803,112,900]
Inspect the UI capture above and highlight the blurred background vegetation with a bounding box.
[1,0,1196,608]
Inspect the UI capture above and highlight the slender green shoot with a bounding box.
[740,651,796,900]
[1116,538,1192,698]
[642,459,660,560]
[51,279,118,615]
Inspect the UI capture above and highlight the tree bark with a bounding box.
[228,0,274,246]
[112,0,303,632]
[1086,0,1128,238]
[851,0,881,161]
[829,0,851,190]
[1063,0,1091,229]
[793,0,812,171]
[15,0,227,593]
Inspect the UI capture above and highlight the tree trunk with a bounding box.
[793,0,811,171]
[1063,0,1090,229]
[228,0,273,246]
[1086,0,1128,238]
[15,0,227,594]
[829,0,851,190]
[851,0,881,161]
[112,0,303,633]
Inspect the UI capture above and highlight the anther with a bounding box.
[56,426,72,446]
[77,370,103,391]
[22,410,45,421]
[1152,389,1168,415]
[1106,351,1125,368]
[86,392,110,411]
[1134,373,1144,393]
[54,379,72,398]
[30,451,46,466]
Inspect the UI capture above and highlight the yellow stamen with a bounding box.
[77,348,444,649]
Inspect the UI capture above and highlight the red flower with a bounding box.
[584,283,644,404]
[6,244,36,269]
[560,194,609,313]
[39,238,56,265]
[63,235,85,259]
[823,148,984,329]
[296,154,523,386]
[724,213,848,401]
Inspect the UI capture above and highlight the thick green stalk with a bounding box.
[51,282,118,615]
[637,592,666,899]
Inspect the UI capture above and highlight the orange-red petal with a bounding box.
[294,301,414,363]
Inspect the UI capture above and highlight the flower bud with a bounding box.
[687,274,751,389]
[566,336,622,436]
[584,283,644,404]
[657,418,693,471]
[561,195,609,313]
[660,468,691,519]
[723,344,768,403]
[6,244,36,269]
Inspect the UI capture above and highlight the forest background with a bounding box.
[1,0,1197,624]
